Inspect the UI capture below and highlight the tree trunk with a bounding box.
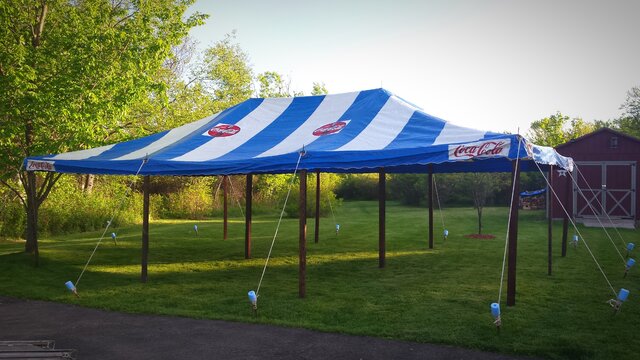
[477,207,483,234]
[24,171,39,265]
[83,174,95,193]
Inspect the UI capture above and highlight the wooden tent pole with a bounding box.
[223,175,228,240]
[315,171,320,244]
[561,172,570,257]
[379,168,386,268]
[141,175,150,283]
[299,170,307,298]
[507,160,520,306]
[548,165,553,276]
[428,164,434,249]
[245,174,252,259]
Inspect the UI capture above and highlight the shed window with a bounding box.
[610,136,618,149]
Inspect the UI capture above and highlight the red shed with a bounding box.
[550,128,639,228]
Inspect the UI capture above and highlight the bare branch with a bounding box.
[0,179,26,206]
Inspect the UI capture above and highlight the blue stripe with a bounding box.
[305,89,390,151]
[217,95,325,160]
[383,111,447,150]
[86,131,169,160]
[153,98,264,160]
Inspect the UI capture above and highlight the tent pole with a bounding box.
[507,160,520,306]
[223,175,228,240]
[561,171,570,257]
[141,175,150,283]
[428,164,434,249]
[548,165,553,276]
[315,171,320,244]
[245,174,252,259]
[379,168,386,268]
[299,170,307,298]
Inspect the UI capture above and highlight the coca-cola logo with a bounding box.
[448,140,510,160]
[207,124,241,137]
[313,121,348,136]
[27,160,55,172]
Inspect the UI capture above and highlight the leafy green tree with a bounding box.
[257,71,291,98]
[197,32,253,112]
[0,0,205,262]
[311,82,328,95]
[528,112,596,147]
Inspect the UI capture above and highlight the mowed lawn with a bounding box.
[1,201,639,359]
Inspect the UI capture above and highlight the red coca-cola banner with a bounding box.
[448,140,510,160]
[27,160,56,172]
[206,124,241,137]
[313,121,348,136]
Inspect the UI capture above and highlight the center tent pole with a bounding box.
[223,175,228,240]
[379,168,386,268]
[245,174,253,259]
[548,165,553,276]
[428,164,434,249]
[315,171,320,244]
[507,160,521,306]
[141,175,150,283]
[299,170,307,298]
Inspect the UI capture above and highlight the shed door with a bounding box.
[573,161,636,220]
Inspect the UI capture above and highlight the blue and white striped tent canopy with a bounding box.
[25,88,572,175]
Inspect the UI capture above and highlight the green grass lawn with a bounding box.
[1,201,639,359]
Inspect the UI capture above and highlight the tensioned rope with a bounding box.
[574,163,628,249]
[568,166,626,264]
[75,159,147,288]
[433,175,446,234]
[533,161,617,297]
[255,151,304,296]
[497,136,522,304]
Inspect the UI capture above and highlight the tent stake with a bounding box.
[507,160,520,306]
[245,174,252,259]
[299,170,307,298]
[223,175,228,240]
[428,164,434,249]
[315,171,320,244]
[141,175,150,283]
[548,165,553,275]
[379,168,386,268]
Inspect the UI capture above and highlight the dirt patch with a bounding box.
[464,234,496,239]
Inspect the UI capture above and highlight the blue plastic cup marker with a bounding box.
[490,302,500,318]
[248,290,257,306]
[627,258,636,269]
[617,288,629,302]
[111,232,116,239]
[573,234,579,242]
[65,281,76,292]
[444,229,449,237]
[336,224,340,231]
[628,243,635,251]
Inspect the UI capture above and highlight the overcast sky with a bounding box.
[186,0,640,134]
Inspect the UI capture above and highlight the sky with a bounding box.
[186,0,640,134]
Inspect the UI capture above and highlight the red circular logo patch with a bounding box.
[207,124,241,137]
[313,121,347,136]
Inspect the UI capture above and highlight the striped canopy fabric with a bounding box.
[25,88,573,175]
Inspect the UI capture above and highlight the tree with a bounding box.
[528,112,596,147]
[610,86,640,138]
[311,82,328,95]
[196,32,253,112]
[0,0,205,263]
[468,173,499,235]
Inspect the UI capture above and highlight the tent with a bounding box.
[25,88,574,305]
[24,88,571,175]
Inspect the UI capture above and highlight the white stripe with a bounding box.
[48,144,115,160]
[336,96,416,151]
[256,91,359,158]
[172,97,293,162]
[115,113,220,160]
[432,122,486,146]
